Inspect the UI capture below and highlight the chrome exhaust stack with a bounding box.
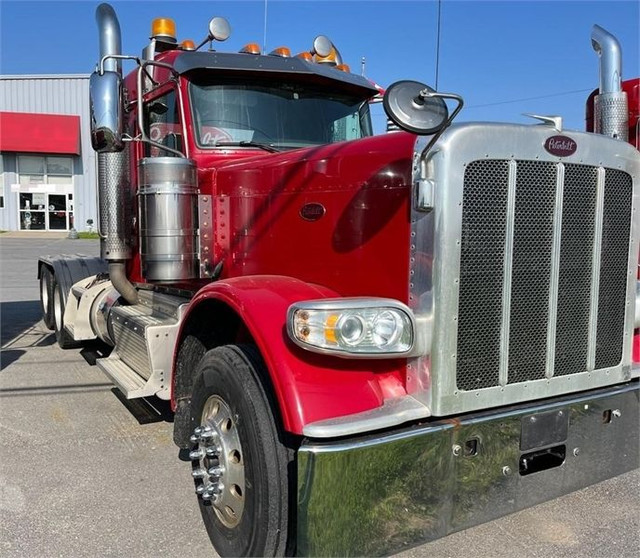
[591,24,628,141]
[93,3,138,304]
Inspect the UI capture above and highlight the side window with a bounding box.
[145,89,182,157]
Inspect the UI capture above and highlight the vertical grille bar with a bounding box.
[507,161,557,384]
[594,169,633,369]
[499,161,517,386]
[545,164,564,378]
[456,160,510,391]
[554,164,598,376]
[587,168,606,371]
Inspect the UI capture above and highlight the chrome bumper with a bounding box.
[296,381,639,557]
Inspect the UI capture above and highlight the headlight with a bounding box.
[287,298,415,358]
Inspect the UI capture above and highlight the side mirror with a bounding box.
[312,35,333,58]
[208,17,231,42]
[89,70,124,152]
[383,81,449,135]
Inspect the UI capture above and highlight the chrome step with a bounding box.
[96,355,155,399]
[104,291,189,401]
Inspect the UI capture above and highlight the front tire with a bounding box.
[189,345,293,557]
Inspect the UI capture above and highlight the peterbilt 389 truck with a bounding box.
[37,3,639,556]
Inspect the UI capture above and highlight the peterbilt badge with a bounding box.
[300,203,326,221]
[544,135,577,156]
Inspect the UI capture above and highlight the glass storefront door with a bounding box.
[19,192,73,231]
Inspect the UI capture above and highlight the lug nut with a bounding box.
[194,426,203,435]
[202,492,213,501]
[189,434,199,444]
[208,466,225,477]
[189,449,205,460]
[201,430,218,441]
[195,485,205,495]
[206,447,218,457]
[192,468,207,479]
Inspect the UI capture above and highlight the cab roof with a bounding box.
[171,50,379,98]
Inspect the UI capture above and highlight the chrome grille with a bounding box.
[456,160,509,390]
[456,160,632,391]
[595,169,633,368]
[554,165,598,376]
[507,161,557,384]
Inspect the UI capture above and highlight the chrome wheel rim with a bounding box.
[40,274,49,315]
[191,395,245,528]
[53,285,63,331]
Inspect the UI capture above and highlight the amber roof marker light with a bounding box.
[151,17,177,43]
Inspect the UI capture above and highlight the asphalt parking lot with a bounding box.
[1,235,638,558]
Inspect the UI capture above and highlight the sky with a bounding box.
[0,0,638,133]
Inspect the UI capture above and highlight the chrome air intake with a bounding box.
[138,158,199,282]
[591,25,628,141]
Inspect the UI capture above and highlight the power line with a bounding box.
[466,88,593,109]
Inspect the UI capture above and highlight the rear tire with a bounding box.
[39,266,55,330]
[188,345,293,557]
[53,281,80,349]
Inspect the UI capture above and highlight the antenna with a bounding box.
[435,0,442,90]
[361,56,366,76]
[263,0,268,54]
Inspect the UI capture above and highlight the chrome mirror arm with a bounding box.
[419,92,464,159]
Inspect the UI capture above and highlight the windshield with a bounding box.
[189,78,373,150]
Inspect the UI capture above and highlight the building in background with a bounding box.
[0,75,97,232]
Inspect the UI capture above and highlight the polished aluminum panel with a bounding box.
[409,123,639,417]
[138,157,199,282]
[297,383,639,557]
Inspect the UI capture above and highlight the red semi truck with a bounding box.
[38,4,639,556]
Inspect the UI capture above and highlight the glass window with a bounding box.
[145,90,182,157]
[18,155,73,183]
[47,157,73,176]
[190,78,372,150]
[18,156,45,175]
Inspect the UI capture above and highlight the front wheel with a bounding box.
[188,345,293,557]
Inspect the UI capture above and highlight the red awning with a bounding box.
[0,111,81,155]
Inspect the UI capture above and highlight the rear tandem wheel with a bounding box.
[39,266,55,330]
[53,280,80,349]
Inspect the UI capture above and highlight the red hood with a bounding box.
[203,132,417,299]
